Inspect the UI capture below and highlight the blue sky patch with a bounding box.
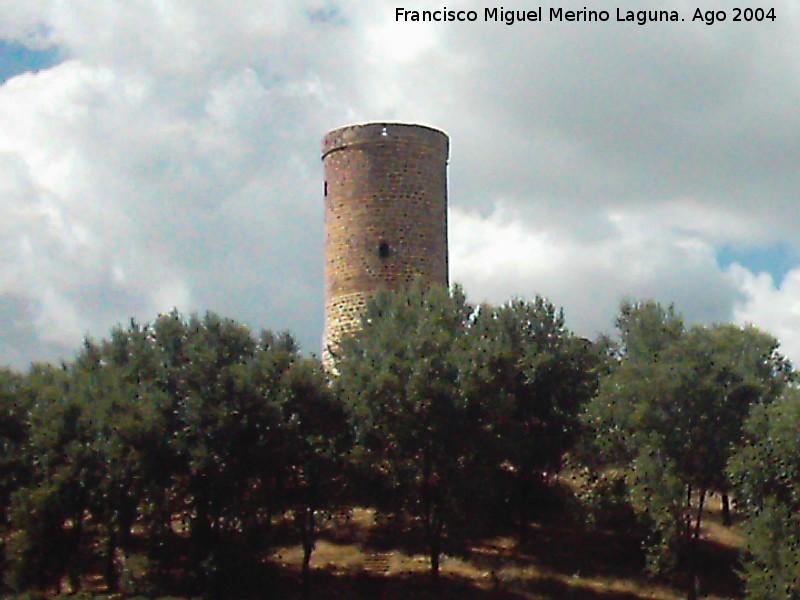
[307,4,346,25]
[717,242,799,286]
[0,40,62,84]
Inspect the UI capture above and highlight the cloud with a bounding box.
[0,1,798,367]
[730,265,800,366]
[450,202,740,338]
[0,54,331,364]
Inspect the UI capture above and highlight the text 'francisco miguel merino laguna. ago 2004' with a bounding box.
[395,7,777,26]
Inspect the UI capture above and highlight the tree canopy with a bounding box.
[729,388,800,599]
[583,300,791,587]
[0,292,798,599]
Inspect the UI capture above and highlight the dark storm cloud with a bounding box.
[437,4,800,218]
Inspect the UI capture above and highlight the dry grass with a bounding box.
[38,493,746,598]
[265,499,746,600]
[702,493,744,548]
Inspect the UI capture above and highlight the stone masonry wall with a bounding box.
[322,122,449,360]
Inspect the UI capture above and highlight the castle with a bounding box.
[322,123,450,362]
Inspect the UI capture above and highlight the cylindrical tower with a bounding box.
[322,122,449,360]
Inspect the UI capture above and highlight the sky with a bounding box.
[1,1,799,368]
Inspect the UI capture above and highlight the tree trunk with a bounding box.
[297,507,316,600]
[686,489,706,600]
[721,494,732,526]
[518,474,530,537]
[430,549,440,581]
[687,575,699,600]
[68,515,84,593]
[430,537,442,598]
[685,484,693,537]
[105,525,119,593]
[693,490,706,541]
[302,545,312,600]
[426,510,443,595]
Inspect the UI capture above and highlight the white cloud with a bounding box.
[730,265,800,365]
[450,202,739,338]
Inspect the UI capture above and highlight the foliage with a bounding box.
[153,313,278,590]
[462,297,600,528]
[0,368,29,578]
[582,300,791,580]
[6,364,88,593]
[0,368,27,506]
[577,470,639,531]
[335,281,494,581]
[279,356,352,598]
[729,389,800,599]
[2,291,799,598]
[2,311,348,598]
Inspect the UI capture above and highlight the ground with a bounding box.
[18,488,744,599]
[266,492,743,599]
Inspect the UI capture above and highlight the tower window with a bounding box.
[324,181,328,196]
[378,241,392,258]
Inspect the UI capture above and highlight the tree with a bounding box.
[615,298,684,361]
[5,363,88,594]
[729,389,800,599]
[582,300,685,469]
[583,300,790,592]
[5,334,173,595]
[148,312,290,594]
[0,368,29,592]
[69,331,171,593]
[461,298,599,530]
[3,310,355,598]
[278,356,351,600]
[0,368,27,515]
[336,282,493,584]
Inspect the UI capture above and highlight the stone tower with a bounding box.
[322,122,449,361]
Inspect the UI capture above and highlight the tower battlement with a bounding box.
[322,122,448,159]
